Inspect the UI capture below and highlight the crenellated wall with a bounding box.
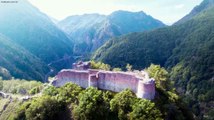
[52,69,155,100]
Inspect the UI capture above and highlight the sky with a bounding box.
[29,0,203,25]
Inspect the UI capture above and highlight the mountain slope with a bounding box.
[92,26,180,68]
[93,1,214,118]
[0,34,49,81]
[175,0,214,24]
[0,0,73,67]
[58,11,165,54]
[58,14,106,54]
[167,8,214,118]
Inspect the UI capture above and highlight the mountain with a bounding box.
[0,34,49,81]
[0,0,74,69]
[58,11,165,55]
[93,0,214,119]
[58,14,106,54]
[175,0,214,24]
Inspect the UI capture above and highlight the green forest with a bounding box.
[0,64,195,120]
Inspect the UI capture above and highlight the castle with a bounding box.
[52,61,155,100]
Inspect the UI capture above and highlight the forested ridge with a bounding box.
[93,0,214,119]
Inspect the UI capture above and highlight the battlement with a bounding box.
[52,68,155,100]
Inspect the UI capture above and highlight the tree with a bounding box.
[13,102,31,120]
[25,96,64,120]
[57,83,82,104]
[146,64,171,90]
[112,68,122,71]
[130,99,163,120]
[90,61,111,70]
[110,89,136,120]
[126,64,132,72]
[14,96,65,120]
[73,87,109,120]
[43,86,59,96]
[29,86,40,95]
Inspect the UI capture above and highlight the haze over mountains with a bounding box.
[58,11,165,55]
[0,0,165,81]
[0,0,74,63]
[0,0,74,81]
[0,34,49,80]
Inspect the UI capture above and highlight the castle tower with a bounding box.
[137,78,155,100]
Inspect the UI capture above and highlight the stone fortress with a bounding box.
[52,61,155,100]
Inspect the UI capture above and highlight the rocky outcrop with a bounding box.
[52,69,155,100]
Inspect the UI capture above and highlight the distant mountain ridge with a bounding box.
[58,10,165,55]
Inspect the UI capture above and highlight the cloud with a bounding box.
[175,4,185,9]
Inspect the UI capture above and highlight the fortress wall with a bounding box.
[53,69,155,100]
[76,71,89,88]
[89,74,98,87]
[88,69,99,74]
[53,70,89,88]
[97,71,138,93]
[97,72,115,91]
[115,72,139,93]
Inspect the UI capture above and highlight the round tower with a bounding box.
[137,78,155,100]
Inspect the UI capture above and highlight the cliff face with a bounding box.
[52,69,155,100]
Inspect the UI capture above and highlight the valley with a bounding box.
[0,0,213,120]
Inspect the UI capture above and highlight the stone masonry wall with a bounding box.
[97,71,139,93]
[52,69,155,100]
[52,69,89,88]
